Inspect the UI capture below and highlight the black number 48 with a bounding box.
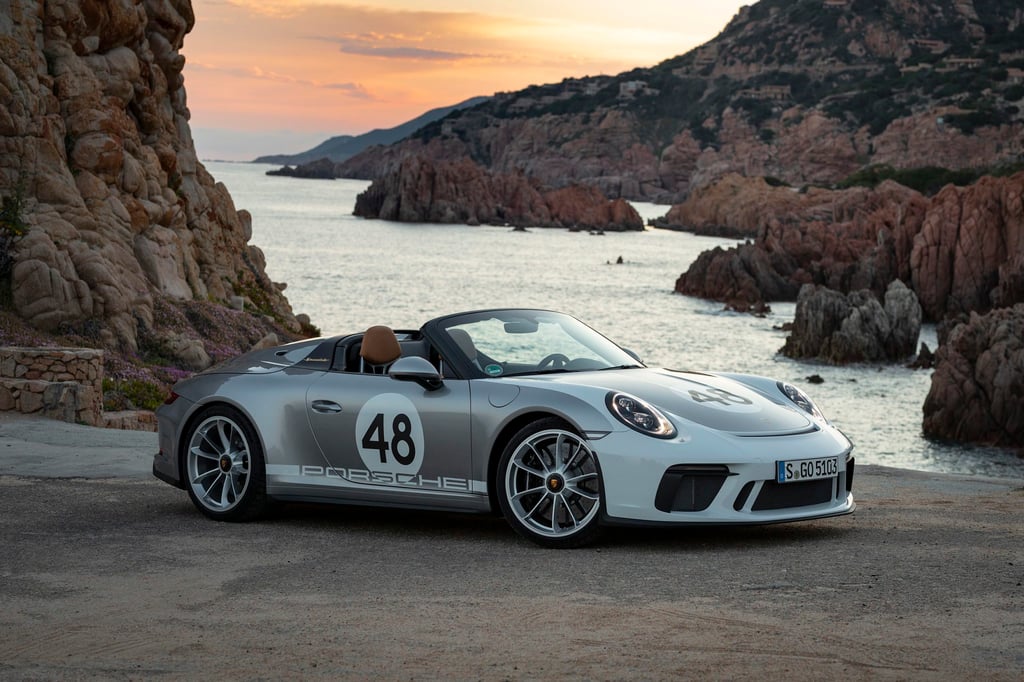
[361,413,417,465]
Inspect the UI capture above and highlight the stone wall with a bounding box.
[0,347,103,426]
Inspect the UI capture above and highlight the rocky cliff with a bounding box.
[311,0,1024,201]
[0,0,298,361]
[675,172,1024,322]
[353,156,643,231]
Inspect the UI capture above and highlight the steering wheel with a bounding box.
[537,353,570,370]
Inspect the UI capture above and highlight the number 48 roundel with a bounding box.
[355,393,426,475]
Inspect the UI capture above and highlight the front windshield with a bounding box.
[439,310,641,377]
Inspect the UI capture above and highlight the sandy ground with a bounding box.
[0,413,1022,680]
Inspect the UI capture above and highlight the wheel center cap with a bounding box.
[219,456,232,472]
[546,474,565,493]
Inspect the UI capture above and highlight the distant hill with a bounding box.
[251,96,490,165]
[331,0,1024,201]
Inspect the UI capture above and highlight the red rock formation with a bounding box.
[675,178,929,308]
[923,304,1024,448]
[910,173,1024,319]
[656,173,884,237]
[354,156,642,231]
[675,173,1024,321]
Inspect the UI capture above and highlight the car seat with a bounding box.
[360,325,402,373]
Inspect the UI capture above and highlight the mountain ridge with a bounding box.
[322,0,1024,201]
[252,96,489,165]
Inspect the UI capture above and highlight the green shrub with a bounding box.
[0,172,30,308]
[834,163,1021,196]
[102,377,166,412]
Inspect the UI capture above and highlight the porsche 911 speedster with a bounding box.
[153,309,854,548]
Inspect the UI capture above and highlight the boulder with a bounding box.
[923,304,1024,448]
[163,332,212,371]
[884,279,923,358]
[781,281,923,364]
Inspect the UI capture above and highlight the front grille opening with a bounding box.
[733,481,756,511]
[846,456,855,492]
[655,465,729,513]
[752,478,833,511]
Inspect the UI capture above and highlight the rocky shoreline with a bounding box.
[664,171,1024,451]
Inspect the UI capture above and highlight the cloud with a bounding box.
[187,61,375,99]
[317,32,484,62]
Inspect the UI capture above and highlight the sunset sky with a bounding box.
[185,1,750,160]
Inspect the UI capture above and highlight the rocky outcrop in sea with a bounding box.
[0,0,299,362]
[780,281,922,364]
[353,156,643,231]
[923,304,1024,449]
[266,158,336,180]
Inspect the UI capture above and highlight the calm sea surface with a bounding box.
[207,161,1024,479]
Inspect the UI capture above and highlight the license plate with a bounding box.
[776,456,840,483]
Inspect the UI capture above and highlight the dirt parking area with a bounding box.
[0,416,1022,679]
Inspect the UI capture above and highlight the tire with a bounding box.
[496,418,604,548]
[183,405,268,522]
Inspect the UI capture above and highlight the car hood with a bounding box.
[525,368,815,437]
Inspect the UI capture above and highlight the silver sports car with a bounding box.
[153,309,854,548]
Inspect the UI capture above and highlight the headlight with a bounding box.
[778,382,824,420]
[606,392,676,438]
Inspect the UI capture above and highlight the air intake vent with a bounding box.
[752,478,833,511]
[655,465,730,513]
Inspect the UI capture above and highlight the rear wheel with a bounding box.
[183,405,267,521]
[497,418,603,548]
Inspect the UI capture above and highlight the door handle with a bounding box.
[311,400,343,414]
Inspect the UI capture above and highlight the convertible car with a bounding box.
[153,309,854,547]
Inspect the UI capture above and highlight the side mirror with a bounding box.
[389,356,444,391]
[623,348,642,363]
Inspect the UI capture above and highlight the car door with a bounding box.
[305,370,477,501]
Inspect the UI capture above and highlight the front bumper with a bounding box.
[593,426,855,525]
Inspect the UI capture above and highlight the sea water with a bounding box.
[205,161,1024,479]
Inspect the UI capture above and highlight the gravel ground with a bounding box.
[0,415,1022,680]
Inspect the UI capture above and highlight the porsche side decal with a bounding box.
[267,464,487,495]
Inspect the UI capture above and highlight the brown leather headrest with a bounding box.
[360,326,401,365]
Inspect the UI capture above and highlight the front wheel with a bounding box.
[183,405,268,522]
[497,418,603,548]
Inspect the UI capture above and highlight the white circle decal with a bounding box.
[355,393,425,474]
[672,386,762,413]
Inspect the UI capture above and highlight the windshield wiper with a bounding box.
[600,364,643,370]
[508,368,572,377]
